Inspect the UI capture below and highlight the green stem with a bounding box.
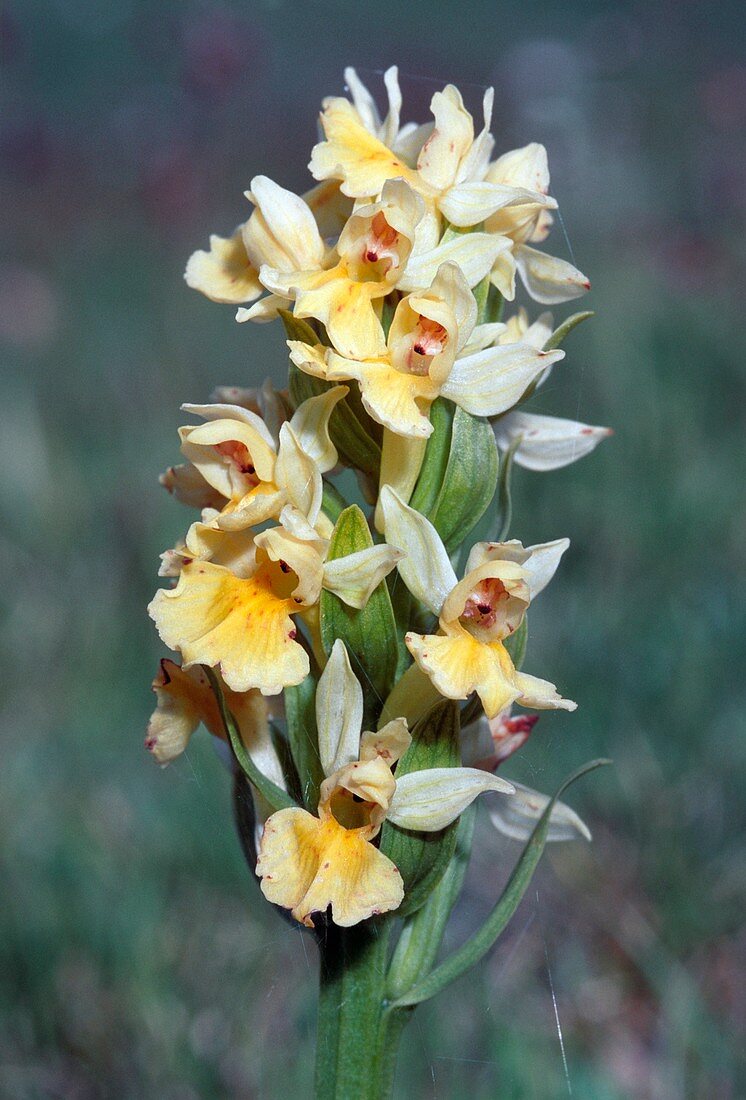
[314,919,397,1100]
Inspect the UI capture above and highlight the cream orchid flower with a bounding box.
[173,386,348,534]
[255,178,425,359]
[483,143,591,304]
[149,506,403,696]
[381,487,576,719]
[288,263,566,440]
[309,79,555,232]
[256,640,514,927]
[145,659,284,784]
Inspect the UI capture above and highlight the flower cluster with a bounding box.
[147,67,609,930]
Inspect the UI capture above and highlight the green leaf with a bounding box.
[388,758,612,1008]
[284,671,325,812]
[429,406,499,554]
[321,479,348,524]
[504,615,528,670]
[203,667,295,812]
[544,310,594,351]
[409,398,454,517]
[277,308,319,346]
[379,700,462,917]
[319,505,398,729]
[485,283,504,324]
[386,803,476,1000]
[494,435,520,541]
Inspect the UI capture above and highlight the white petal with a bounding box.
[343,66,381,134]
[494,411,612,471]
[523,538,570,598]
[181,401,276,449]
[399,232,509,292]
[440,181,555,229]
[462,322,507,355]
[288,386,348,473]
[235,294,289,323]
[488,782,591,842]
[388,767,514,831]
[322,544,404,610]
[441,344,564,417]
[379,486,457,616]
[275,423,322,525]
[515,244,590,305]
[248,175,325,270]
[316,640,363,777]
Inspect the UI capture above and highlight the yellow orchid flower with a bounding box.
[171,386,348,533]
[256,641,514,926]
[289,263,565,441]
[380,487,577,719]
[149,507,403,696]
[145,659,283,784]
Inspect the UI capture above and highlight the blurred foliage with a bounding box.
[1,0,745,1096]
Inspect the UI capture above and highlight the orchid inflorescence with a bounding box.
[146,65,609,1093]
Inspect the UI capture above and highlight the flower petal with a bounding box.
[257,809,404,927]
[514,670,577,711]
[309,95,426,199]
[236,293,289,323]
[399,231,509,292]
[488,781,591,842]
[515,244,590,305]
[322,543,404,610]
[388,766,514,831]
[440,181,555,229]
[405,629,521,719]
[316,639,363,776]
[159,463,226,510]
[288,386,349,473]
[149,561,308,695]
[245,175,325,270]
[185,229,263,304]
[440,343,564,417]
[379,486,457,616]
[275,423,323,524]
[359,717,411,765]
[494,411,612,471]
[327,353,433,438]
[417,85,473,192]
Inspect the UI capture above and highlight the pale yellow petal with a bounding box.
[327,354,433,438]
[513,670,577,712]
[315,639,364,777]
[359,718,411,765]
[322,543,404,609]
[288,386,349,473]
[378,485,456,615]
[374,430,427,532]
[159,463,225,510]
[309,95,426,198]
[244,176,325,270]
[148,561,308,695]
[405,629,521,719]
[515,244,591,305]
[275,422,323,524]
[185,229,262,304]
[257,810,404,927]
[388,766,514,831]
[417,85,473,192]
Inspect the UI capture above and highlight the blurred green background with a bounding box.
[2,0,744,1096]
